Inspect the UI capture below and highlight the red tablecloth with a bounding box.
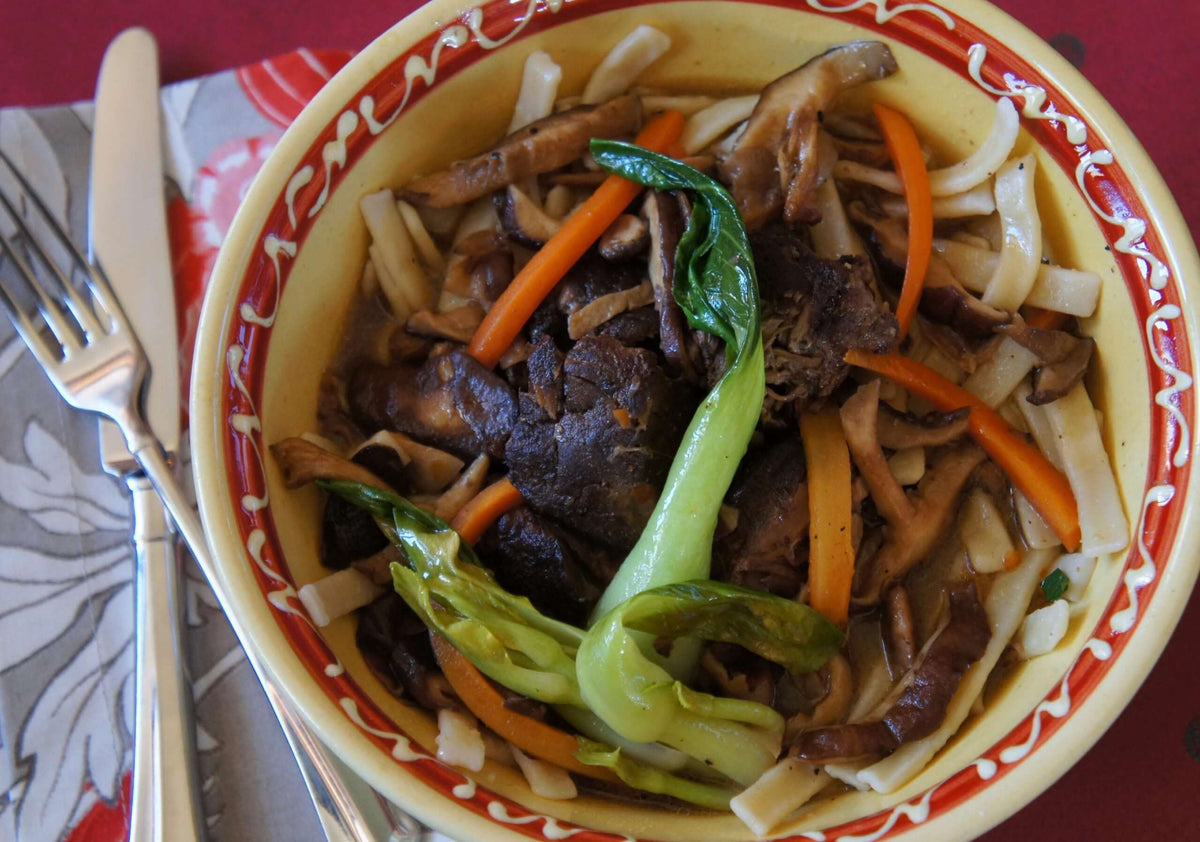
[2,1,1197,840]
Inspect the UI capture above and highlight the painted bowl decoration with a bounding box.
[191,0,1200,839]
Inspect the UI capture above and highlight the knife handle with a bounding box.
[127,431,405,841]
[127,473,205,842]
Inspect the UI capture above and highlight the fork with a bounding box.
[0,150,425,842]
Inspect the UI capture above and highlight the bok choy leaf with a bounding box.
[577,582,843,784]
[586,140,765,619]
[323,479,842,793]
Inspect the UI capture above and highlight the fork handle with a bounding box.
[126,435,396,842]
[127,475,204,842]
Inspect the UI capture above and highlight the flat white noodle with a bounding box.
[712,119,748,156]
[360,189,430,319]
[436,709,486,772]
[1014,487,1062,549]
[396,199,445,272]
[932,238,1101,317]
[856,548,1059,793]
[296,568,385,627]
[810,177,865,258]
[508,50,563,133]
[679,94,758,154]
[1013,379,1066,471]
[639,93,717,115]
[962,335,1039,408]
[981,154,1042,311]
[1041,382,1130,555]
[960,488,1016,573]
[831,98,1020,197]
[1017,600,1070,658]
[1050,553,1097,602]
[926,97,1020,195]
[581,25,672,104]
[510,746,578,799]
[879,181,997,219]
[730,759,830,835]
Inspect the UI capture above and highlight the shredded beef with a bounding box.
[750,224,898,425]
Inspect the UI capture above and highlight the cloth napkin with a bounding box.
[0,49,453,842]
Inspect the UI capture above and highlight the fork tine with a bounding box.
[0,228,80,357]
[0,150,108,339]
[0,148,95,275]
[0,266,61,369]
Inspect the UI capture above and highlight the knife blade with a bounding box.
[88,28,203,842]
[90,27,179,458]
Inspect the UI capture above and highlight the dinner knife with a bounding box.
[88,28,204,842]
[87,28,421,842]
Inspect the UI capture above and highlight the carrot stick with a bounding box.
[467,110,686,368]
[1023,306,1070,331]
[430,633,620,783]
[845,349,1081,550]
[799,409,855,627]
[873,103,932,339]
[437,488,617,782]
[449,477,524,545]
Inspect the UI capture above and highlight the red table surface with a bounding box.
[3,1,1197,840]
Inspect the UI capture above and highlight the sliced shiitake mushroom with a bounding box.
[999,319,1096,405]
[403,95,643,208]
[718,41,899,229]
[597,214,649,261]
[495,184,562,248]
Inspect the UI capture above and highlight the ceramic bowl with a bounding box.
[190,0,1200,839]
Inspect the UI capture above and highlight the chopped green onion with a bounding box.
[1040,568,1069,602]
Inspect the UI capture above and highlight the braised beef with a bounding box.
[525,336,565,420]
[751,224,898,425]
[357,594,459,711]
[791,582,990,762]
[595,306,660,346]
[478,506,616,625]
[527,253,646,347]
[715,436,810,597]
[319,444,411,570]
[347,351,516,460]
[506,335,699,551]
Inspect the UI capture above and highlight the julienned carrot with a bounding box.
[1023,306,1070,331]
[449,477,524,545]
[438,492,617,783]
[467,110,686,368]
[873,102,931,339]
[799,409,855,627]
[430,633,620,783]
[845,348,1082,551]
